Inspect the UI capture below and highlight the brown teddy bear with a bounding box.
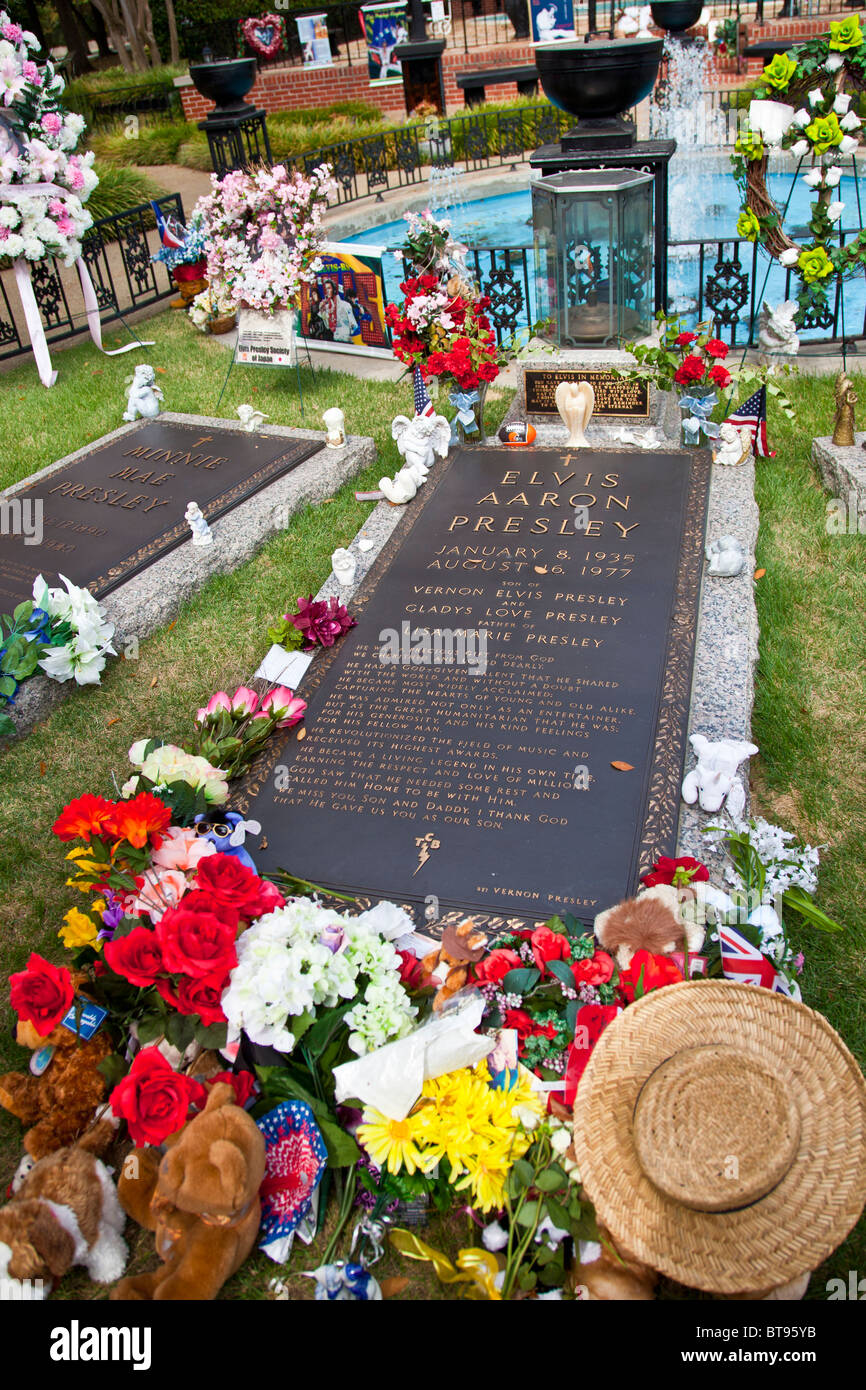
[111,1082,266,1301]
[420,919,488,1011]
[593,884,704,971]
[0,1015,112,1161]
[0,1120,127,1298]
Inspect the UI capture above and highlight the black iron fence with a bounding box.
[0,195,184,364]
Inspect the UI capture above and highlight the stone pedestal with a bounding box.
[812,434,866,534]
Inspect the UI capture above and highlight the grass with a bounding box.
[0,322,863,1298]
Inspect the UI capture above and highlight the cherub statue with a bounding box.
[185,501,213,546]
[713,421,752,467]
[832,371,857,447]
[379,467,419,505]
[705,535,747,577]
[123,364,164,423]
[758,300,800,360]
[391,409,451,478]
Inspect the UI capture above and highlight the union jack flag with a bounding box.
[413,364,435,418]
[723,385,775,457]
[718,922,778,988]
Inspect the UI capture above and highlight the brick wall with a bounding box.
[179,41,536,121]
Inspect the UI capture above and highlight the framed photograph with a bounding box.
[528,0,575,44]
[298,243,394,359]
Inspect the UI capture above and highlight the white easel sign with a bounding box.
[236,308,298,367]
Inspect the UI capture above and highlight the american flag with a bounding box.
[151,201,186,251]
[413,364,435,418]
[723,385,775,457]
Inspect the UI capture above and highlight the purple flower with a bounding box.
[320,922,348,955]
[97,891,125,941]
[290,595,356,650]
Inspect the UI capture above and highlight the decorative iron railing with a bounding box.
[0,195,184,365]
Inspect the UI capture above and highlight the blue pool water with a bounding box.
[342,173,866,342]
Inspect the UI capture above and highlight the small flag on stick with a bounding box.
[413,364,435,419]
[723,385,775,457]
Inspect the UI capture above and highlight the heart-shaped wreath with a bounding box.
[732,15,866,325]
[240,12,286,58]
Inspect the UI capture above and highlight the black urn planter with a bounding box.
[535,37,664,146]
[650,1,705,33]
[189,57,257,114]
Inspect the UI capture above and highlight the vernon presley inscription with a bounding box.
[0,421,322,609]
[241,447,709,925]
[525,369,649,419]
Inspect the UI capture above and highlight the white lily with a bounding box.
[792,108,811,128]
[790,139,810,158]
[803,168,823,187]
[840,135,859,154]
[779,247,800,267]
[824,165,843,187]
[824,52,844,72]
[840,111,861,132]
[807,88,824,107]
[834,93,852,115]
[827,201,845,223]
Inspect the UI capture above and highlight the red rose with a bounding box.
[104,927,164,988]
[9,953,74,1037]
[110,1046,207,1146]
[572,949,615,988]
[708,364,732,389]
[154,976,179,1009]
[530,1019,558,1041]
[175,972,229,1026]
[530,925,571,977]
[156,899,238,979]
[503,1007,534,1042]
[674,355,706,385]
[618,949,683,1003]
[473,948,521,985]
[675,331,698,346]
[209,1070,257,1106]
[641,855,709,888]
[563,1002,621,1104]
[703,337,729,359]
[194,854,284,920]
[397,949,426,990]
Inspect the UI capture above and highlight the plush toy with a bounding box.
[111,1082,266,1301]
[0,1123,127,1299]
[681,733,759,819]
[0,1014,112,1161]
[593,884,704,971]
[193,811,261,872]
[420,919,488,1011]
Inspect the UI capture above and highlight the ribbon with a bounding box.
[2,179,154,386]
[449,388,480,436]
[679,390,721,443]
[389,1227,502,1300]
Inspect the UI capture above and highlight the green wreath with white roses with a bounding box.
[732,14,866,325]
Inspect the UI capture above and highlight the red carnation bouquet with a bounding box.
[384,209,500,398]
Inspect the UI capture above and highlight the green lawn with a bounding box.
[0,317,863,1299]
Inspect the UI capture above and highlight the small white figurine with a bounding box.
[331,546,356,587]
[123,364,163,423]
[391,410,451,476]
[681,734,759,820]
[555,379,595,448]
[236,403,269,432]
[323,407,346,448]
[706,535,747,577]
[758,300,800,359]
[379,467,418,505]
[185,501,214,547]
[713,422,752,467]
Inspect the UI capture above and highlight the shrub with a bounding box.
[87,165,168,224]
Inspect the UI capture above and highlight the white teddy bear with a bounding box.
[681,734,758,819]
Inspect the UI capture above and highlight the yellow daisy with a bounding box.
[357,1108,428,1176]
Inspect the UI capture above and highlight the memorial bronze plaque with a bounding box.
[239,446,710,927]
[525,369,649,418]
[0,421,322,609]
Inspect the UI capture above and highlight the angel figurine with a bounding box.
[832,371,857,447]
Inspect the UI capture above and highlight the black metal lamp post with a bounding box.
[394,0,446,115]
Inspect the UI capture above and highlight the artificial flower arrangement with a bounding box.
[0,573,116,741]
[194,162,337,315]
[620,311,796,442]
[385,209,500,436]
[188,282,237,333]
[267,593,356,652]
[150,205,208,276]
[732,16,866,326]
[0,9,97,267]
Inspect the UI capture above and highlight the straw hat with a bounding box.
[572,979,866,1294]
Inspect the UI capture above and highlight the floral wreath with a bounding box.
[733,15,866,323]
